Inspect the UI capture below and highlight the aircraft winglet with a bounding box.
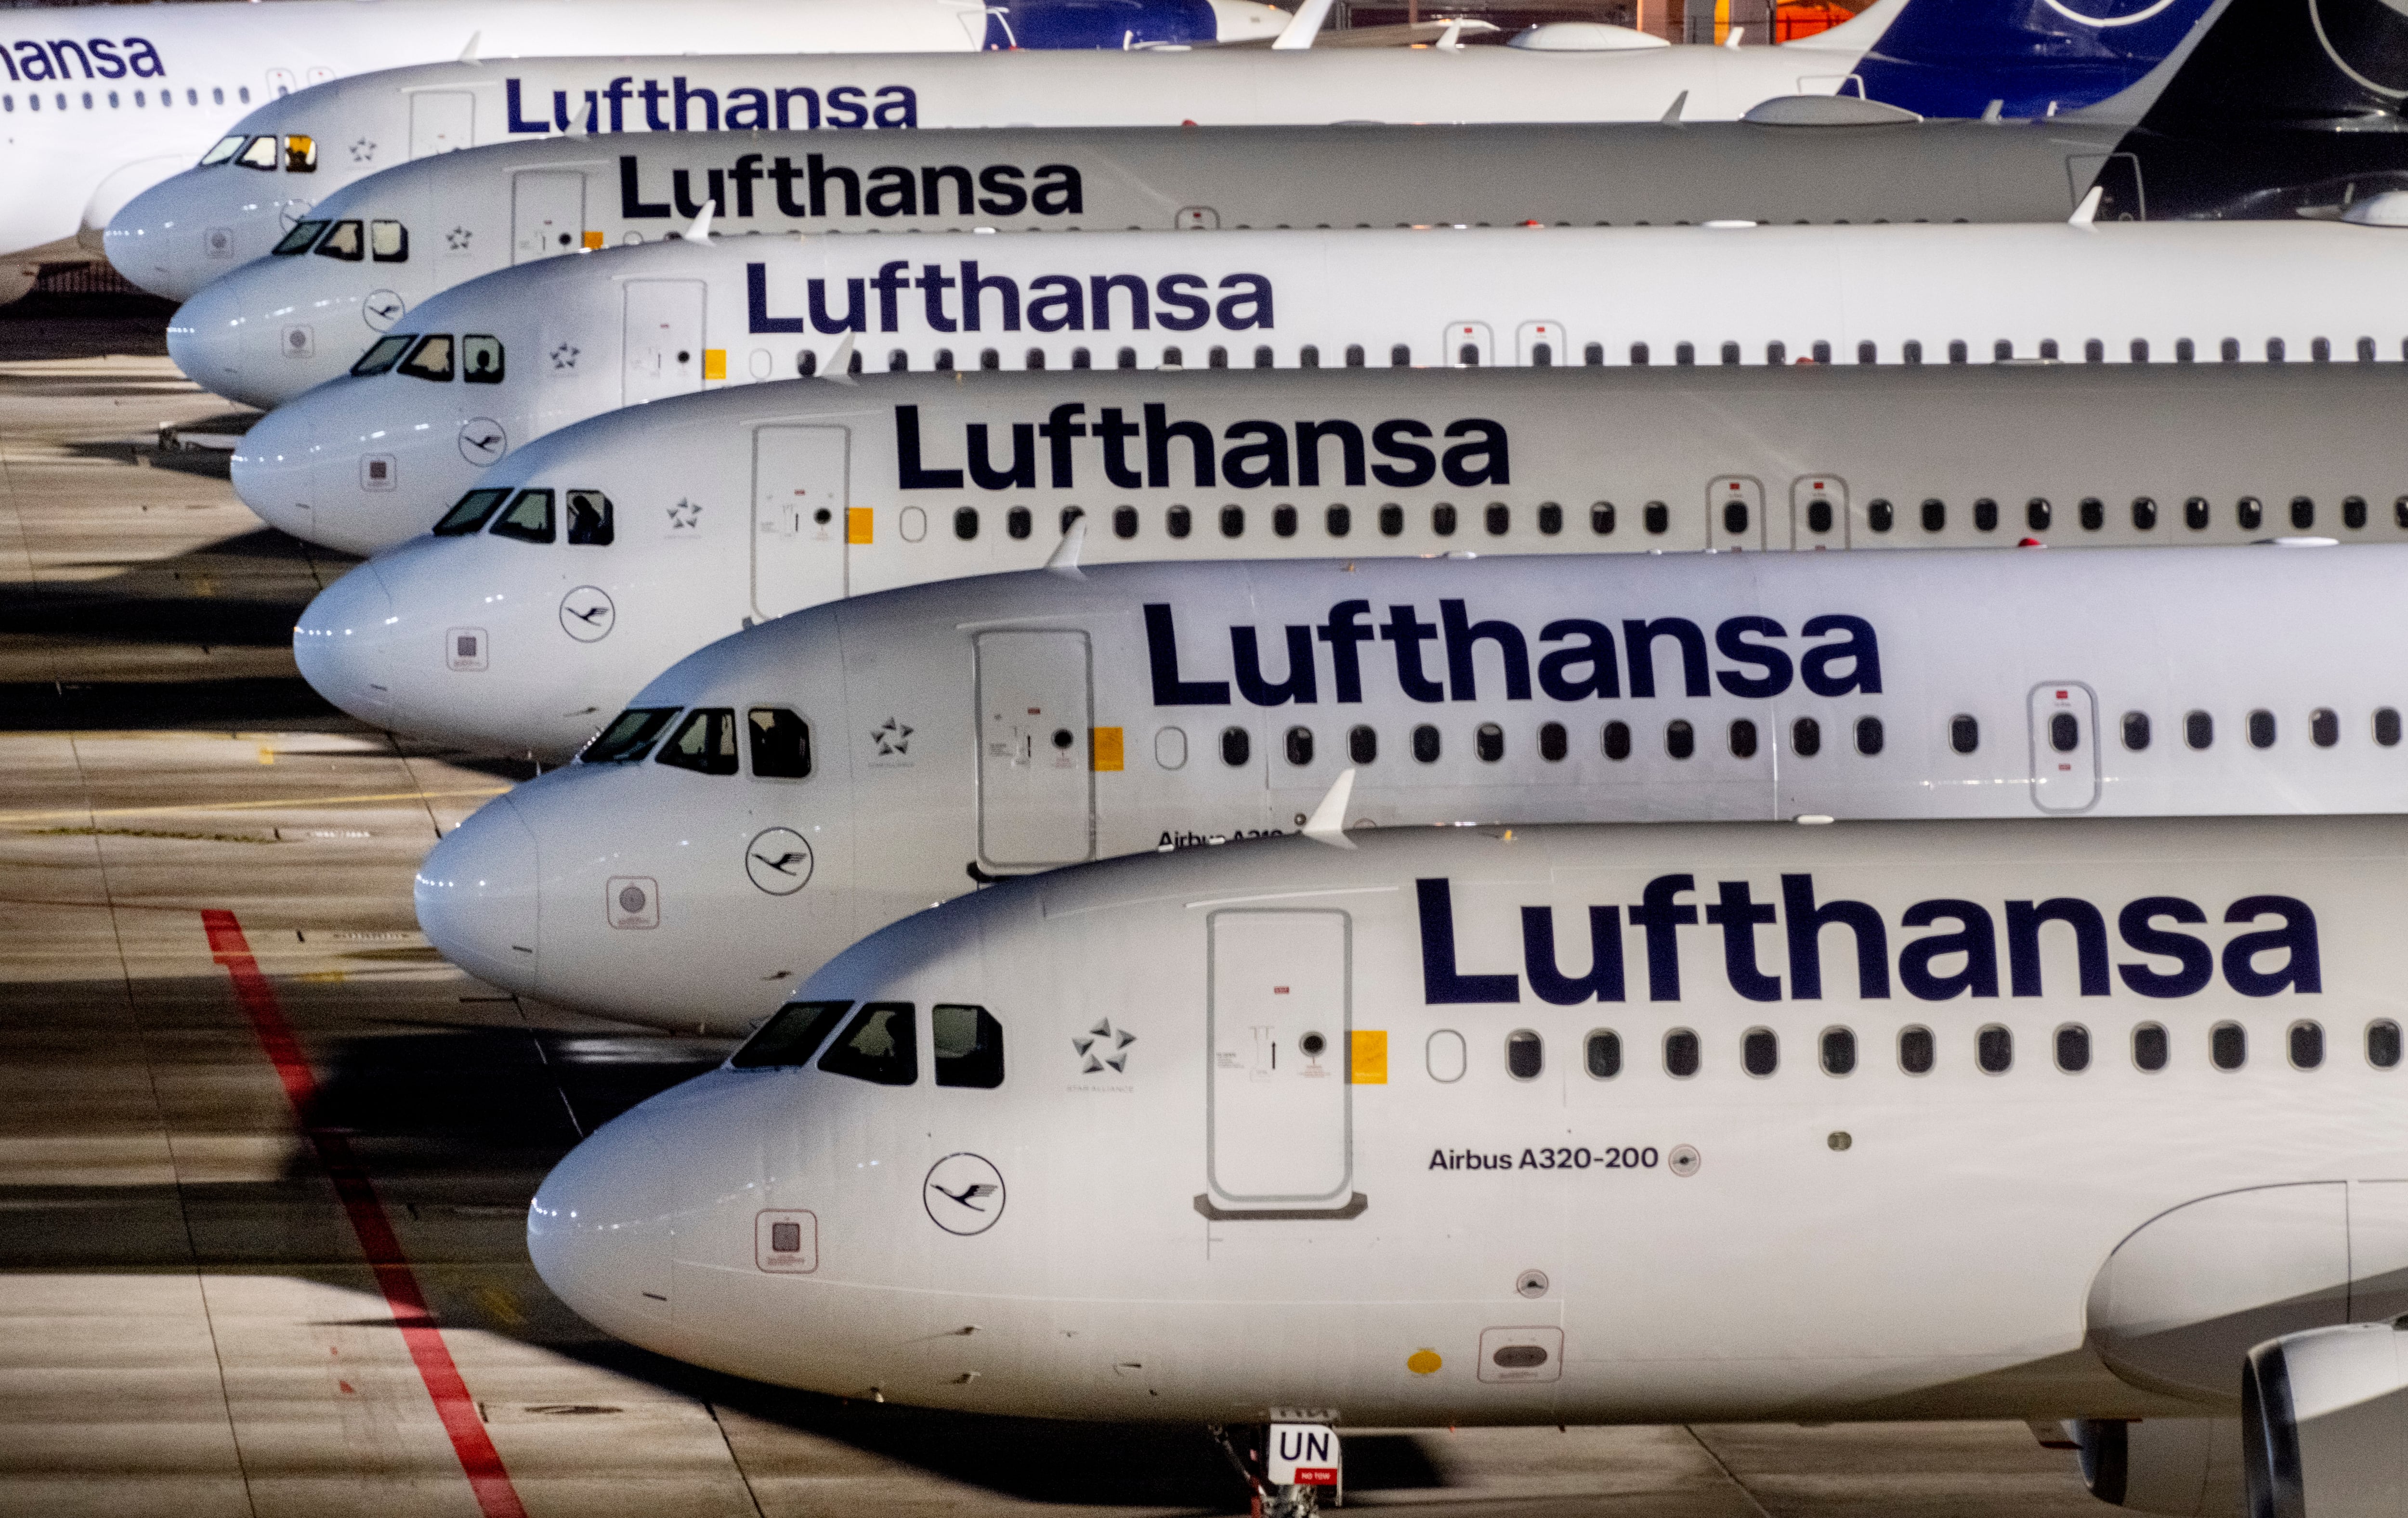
[684,199,715,244]
[1723,25,1743,46]
[821,331,859,385]
[458,30,482,64]
[1272,0,1335,50]
[2069,185,2103,226]
[1302,768,1358,847]
[1045,518,1087,575]
[1660,90,1688,125]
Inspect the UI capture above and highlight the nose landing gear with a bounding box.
[1212,1423,1341,1518]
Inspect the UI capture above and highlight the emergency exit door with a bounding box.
[974,631,1094,868]
[751,427,848,621]
[1207,910,1351,1205]
[623,280,705,406]
[1706,475,1766,549]
[2029,682,2101,813]
[512,171,585,264]
[1791,474,1848,548]
[408,91,473,157]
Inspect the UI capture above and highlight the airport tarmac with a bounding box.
[0,295,2114,1518]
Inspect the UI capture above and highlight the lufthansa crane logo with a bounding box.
[559,586,615,643]
[458,418,507,466]
[363,290,405,332]
[923,1153,1005,1236]
[2036,0,2181,25]
[744,827,813,895]
[2309,0,2408,99]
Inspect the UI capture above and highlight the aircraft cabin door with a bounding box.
[751,427,848,621]
[408,91,474,158]
[1706,475,1766,550]
[1515,320,1567,366]
[1207,909,1351,1207]
[512,171,586,264]
[974,631,1094,869]
[623,280,705,406]
[2029,682,2101,813]
[1443,322,1494,367]
[1791,474,1848,549]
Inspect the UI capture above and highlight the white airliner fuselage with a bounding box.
[222,218,2408,549]
[415,545,2408,1034]
[1,0,1146,283]
[528,816,2408,1445]
[111,12,1888,299]
[296,364,2408,759]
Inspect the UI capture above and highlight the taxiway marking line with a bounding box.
[0,786,509,825]
[202,908,530,1518]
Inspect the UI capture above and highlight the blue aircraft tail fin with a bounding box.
[2131,0,2408,130]
[1856,0,2220,118]
[985,0,1219,50]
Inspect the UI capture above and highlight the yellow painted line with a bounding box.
[0,786,509,826]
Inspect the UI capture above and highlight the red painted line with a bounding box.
[203,909,529,1518]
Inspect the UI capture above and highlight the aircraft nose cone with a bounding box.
[417,794,541,996]
[528,1110,674,1339]
[167,287,262,405]
[105,174,214,301]
[293,564,394,725]
[228,400,332,546]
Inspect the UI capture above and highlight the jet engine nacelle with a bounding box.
[2243,1323,2408,1518]
[2068,1418,2243,1517]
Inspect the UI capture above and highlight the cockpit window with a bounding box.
[461,335,505,384]
[933,1004,1005,1089]
[747,707,812,778]
[273,219,329,256]
[730,999,851,1069]
[350,333,414,376]
[235,134,278,170]
[397,334,454,381]
[199,134,246,166]
[369,219,407,262]
[580,706,679,763]
[565,489,614,545]
[819,1002,917,1086]
[432,486,511,535]
[487,488,555,544]
[314,220,365,261]
[284,133,316,172]
[655,707,738,775]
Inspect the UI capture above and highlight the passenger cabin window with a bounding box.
[1977,1025,2012,1074]
[2122,712,2152,751]
[729,999,851,1069]
[656,707,739,775]
[819,1001,917,1085]
[932,1004,1005,1088]
[487,488,555,544]
[1792,717,1821,757]
[1820,1027,1856,1075]
[1949,715,1978,755]
[1584,1029,1621,1078]
[273,219,328,255]
[1348,725,1377,764]
[581,707,680,764]
[1741,1028,1777,1077]
[1603,721,1632,761]
[2133,1022,2169,1071]
[2370,1020,2403,1069]
[2290,1020,2325,1070]
[432,486,511,536]
[2212,1021,2247,1070]
[398,334,455,382]
[350,333,415,377]
[1221,727,1250,766]
[565,489,614,545]
[2185,711,2214,750]
[369,220,408,261]
[2311,709,2339,748]
[462,335,505,384]
[747,707,812,778]
[1663,1029,1700,1078]
[1899,1025,1935,1074]
[314,220,365,261]
[1413,724,1441,763]
[1855,716,1885,756]
[1506,1030,1542,1080]
[2056,1024,2091,1072]
[2380,709,2405,747]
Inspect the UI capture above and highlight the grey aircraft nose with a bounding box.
[105,172,230,302]
[527,1107,675,1339]
[165,290,268,406]
[292,564,395,726]
[416,794,541,997]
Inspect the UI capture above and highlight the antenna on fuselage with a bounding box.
[683,199,715,244]
[1302,767,1359,847]
[819,331,858,386]
[1045,518,1087,575]
[1273,0,1335,49]
[457,31,482,64]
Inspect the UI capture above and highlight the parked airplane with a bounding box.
[218,213,2408,546]
[415,544,2408,1032]
[106,1,1905,299]
[525,809,2408,1518]
[297,363,2408,760]
[0,0,1268,300]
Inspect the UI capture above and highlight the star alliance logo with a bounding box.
[870,717,913,756]
[347,138,376,163]
[667,498,702,530]
[1073,1019,1135,1074]
[550,342,580,372]
[445,226,473,252]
